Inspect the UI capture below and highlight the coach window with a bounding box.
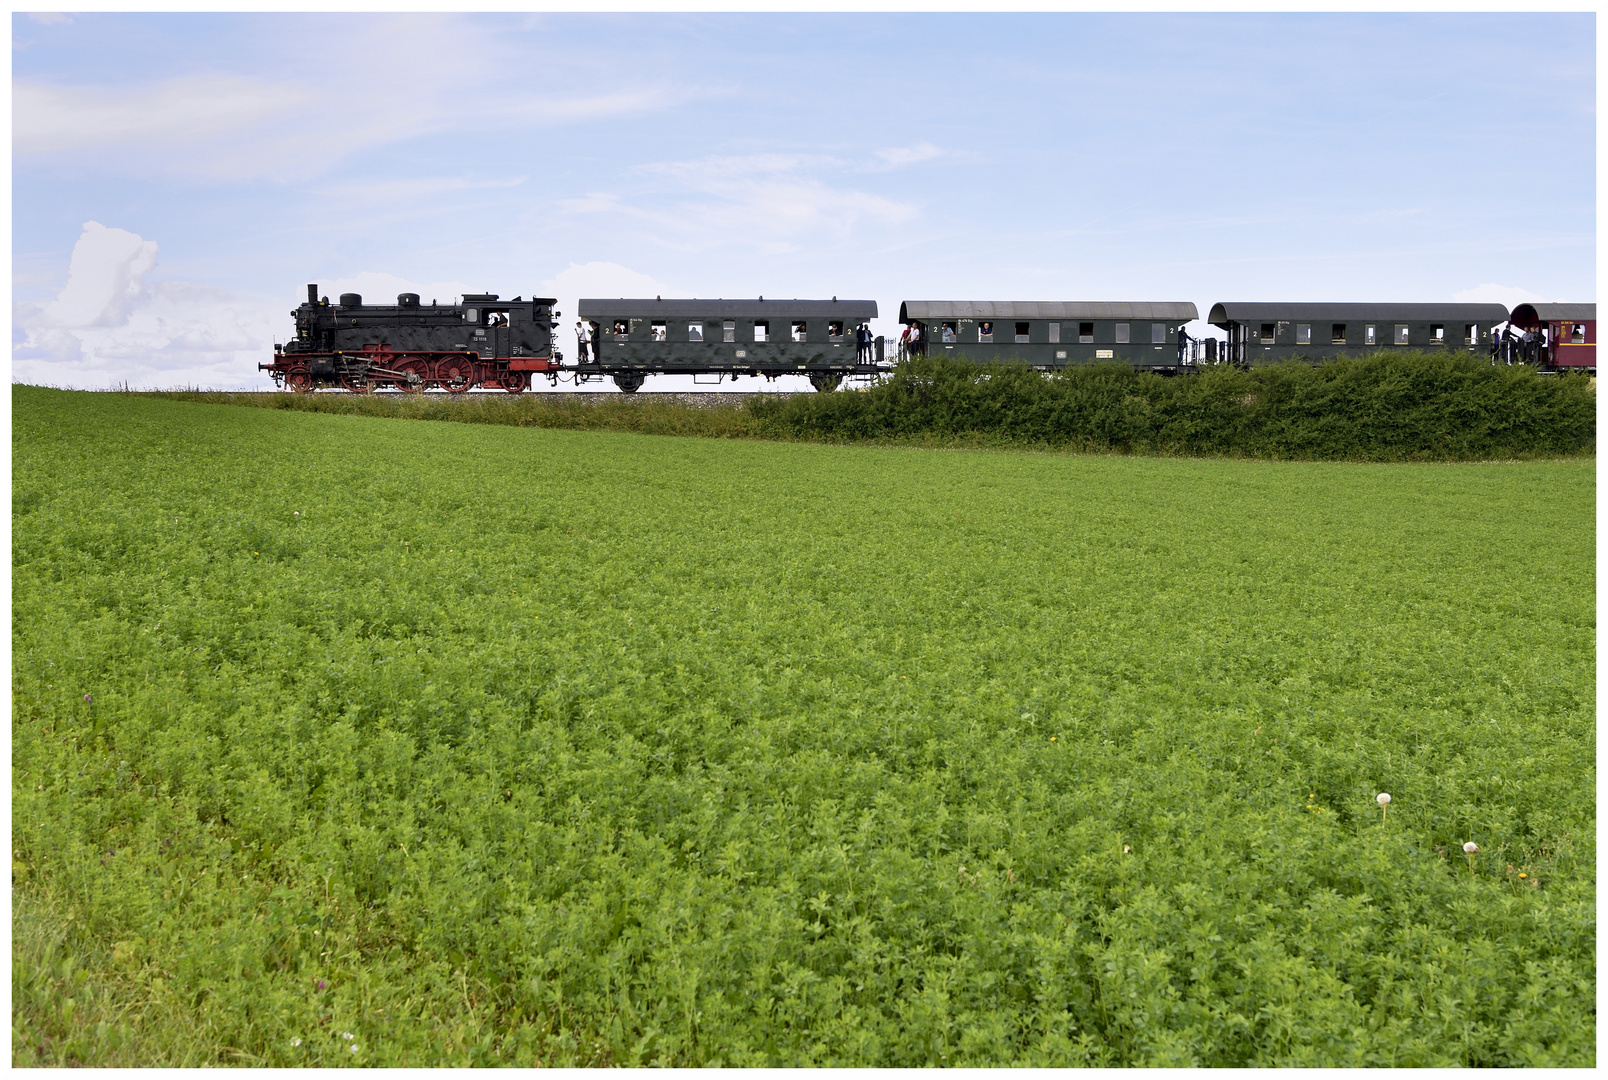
[1572,323,1586,344]
[941,322,957,343]
[1115,323,1130,344]
[613,320,629,340]
[1152,323,1166,344]
[1465,323,1479,344]
[1079,322,1094,343]
[651,321,667,342]
[978,321,994,342]
[753,321,769,343]
[1015,322,1030,343]
[1048,322,1060,343]
[1430,324,1445,344]
[688,322,703,342]
[792,321,807,342]
[1295,324,1311,345]
[829,320,845,339]
[1394,324,1410,345]
[723,321,736,343]
[1259,323,1275,344]
[1365,324,1376,345]
[1332,324,1346,344]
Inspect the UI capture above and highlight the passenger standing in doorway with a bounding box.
[1177,326,1190,367]
[898,324,911,361]
[575,320,591,363]
[909,322,923,357]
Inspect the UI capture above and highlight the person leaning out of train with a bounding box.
[576,320,591,362]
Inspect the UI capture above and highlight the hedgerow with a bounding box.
[745,353,1596,459]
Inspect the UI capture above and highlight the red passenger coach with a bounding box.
[1509,303,1595,373]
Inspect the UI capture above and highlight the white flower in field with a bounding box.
[1376,793,1391,806]
[290,1038,301,1047]
[1463,841,1479,854]
[342,1032,354,1040]
[350,1045,359,1054]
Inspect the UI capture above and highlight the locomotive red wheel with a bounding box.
[499,369,528,394]
[396,356,432,393]
[339,367,373,394]
[436,355,475,393]
[285,367,314,393]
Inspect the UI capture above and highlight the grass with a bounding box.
[12,385,1595,1065]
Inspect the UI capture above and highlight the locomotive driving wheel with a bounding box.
[499,369,528,394]
[396,356,432,393]
[436,355,475,393]
[285,366,314,393]
[339,364,374,394]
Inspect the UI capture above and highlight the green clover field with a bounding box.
[12,386,1594,1065]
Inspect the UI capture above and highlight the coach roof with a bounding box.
[1509,303,1595,326]
[899,301,1198,322]
[579,298,876,319]
[1208,302,1510,328]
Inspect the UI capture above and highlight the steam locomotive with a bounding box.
[264,284,561,394]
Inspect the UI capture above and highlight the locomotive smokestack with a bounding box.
[306,283,318,306]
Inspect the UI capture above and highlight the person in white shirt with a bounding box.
[576,320,592,362]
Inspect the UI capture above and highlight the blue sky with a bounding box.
[12,12,1595,390]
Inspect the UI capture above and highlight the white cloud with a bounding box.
[14,221,282,389]
[12,17,700,182]
[1453,283,1560,309]
[873,143,942,169]
[564,153,919,254]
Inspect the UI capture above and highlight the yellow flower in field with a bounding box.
[1518,873,1528,879]
[1050,736,1056,742]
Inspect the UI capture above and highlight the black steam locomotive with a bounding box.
[263,284,560,393]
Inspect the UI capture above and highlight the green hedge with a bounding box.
[747,353,1596,460]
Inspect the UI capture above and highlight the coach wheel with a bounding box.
[436,355,475,394]
[613,372,645,394]
[500,370,528,394]
[810,374,842,393]
[339,366,373,394]
[285,367,314,393]
[396,357,432,393]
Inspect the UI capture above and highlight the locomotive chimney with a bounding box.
[306,283,318,306]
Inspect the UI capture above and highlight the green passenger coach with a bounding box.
[897,301,1199,372]
[577,297,879,392]
[1208,302,1511,365]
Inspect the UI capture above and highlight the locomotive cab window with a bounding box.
[1394,324,1410,345]
[1048,322,1060,343]
[753,321,768,343]
[792,321,807,342]
[1152,323,1167,344]
[1079,322,1094,343]
[941,322,957,343]
[723,321,736,342]
[465,308,478,323]
[651,322,667,342]
[978,321,994,342]
[688,322,703,342]
[1429,324,1446,344]
[1295,324,1311,345]
[1259,323,1276,344]
[1015,322,1030,343]
[1332,324,1347,344]
[1115,323,1130,344]
[829,320,844,339]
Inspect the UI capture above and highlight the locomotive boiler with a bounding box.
[262,284,561,393]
